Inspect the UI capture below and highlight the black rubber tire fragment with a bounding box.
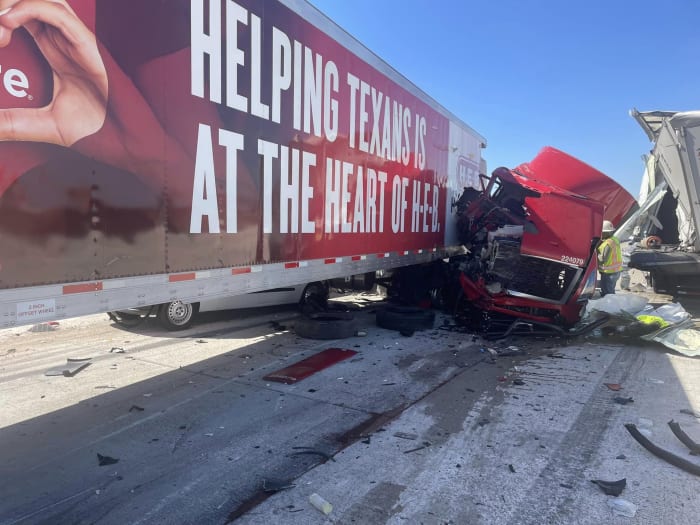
[294,312,358,340]
[376,305,435,333]
[625,423,700,477]
[668,420,700,455]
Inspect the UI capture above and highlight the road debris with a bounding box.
[290,447,336,462]
[604,383,622,391]
[44,357,92,377]
[263,348,358,384]
[97,453,119,466]
[393,432,418,440]
[261,479,295,493]
[590,478,626,496]
[309,493,333,515]
[680,408,700,419]
[129,405,145,412]
[607,497,637,518]
[508,464,516,473]
[109,347,126,353]
[624,423,700,477]
[668,420,700,455]
[613,397,634,405]
[29,321,60,333]
[404,441,432,454]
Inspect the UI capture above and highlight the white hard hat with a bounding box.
[602,220,615,233]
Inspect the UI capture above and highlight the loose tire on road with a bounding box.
[376,305,435,335]
[294,312,358,340]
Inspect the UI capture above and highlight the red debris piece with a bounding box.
[263,348,358,384]
[605,383,622,391]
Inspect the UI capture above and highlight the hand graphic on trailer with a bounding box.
[0,0,108,146]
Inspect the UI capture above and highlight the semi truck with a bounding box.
[619,109,700,296]
[0,0,487,329]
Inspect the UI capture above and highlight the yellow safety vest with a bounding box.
[598,236,622,273]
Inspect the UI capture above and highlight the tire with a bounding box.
[294,312,358,340]
[299,282,329,314]
[157,301,199,330]
[376,305,435,335]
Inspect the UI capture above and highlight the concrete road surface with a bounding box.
[1,296,699,524]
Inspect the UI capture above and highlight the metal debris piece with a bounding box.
[45,358,92,377]
[590,478,626,496]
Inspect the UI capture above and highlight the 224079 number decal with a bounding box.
[561,255,585,266]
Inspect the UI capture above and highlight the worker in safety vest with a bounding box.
[597,220,623,296]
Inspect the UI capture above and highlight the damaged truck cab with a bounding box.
[452,147,636,333]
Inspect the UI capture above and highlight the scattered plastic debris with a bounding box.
[604,383,622,391]
[613,397,634,405]
[309,493,333,515]
[45,357,92,377]
[30,321,60,333]
[109,347,126,353]
[97,453,119,466]
[607,497,637,517]
[393,432,418,440]
[637,417,654,428]
[591,478,626,496]
[129,405,145,412]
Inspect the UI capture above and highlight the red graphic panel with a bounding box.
[0,0,453,288]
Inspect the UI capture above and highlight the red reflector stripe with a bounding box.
[285,262,300,269]
[63,282,103,294]
[324,258,336,264]
[232,267,252,275]
[169,273,196,282]
[351,256,362,261]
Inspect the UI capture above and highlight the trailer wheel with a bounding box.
[376,305,435,335]
[300,282,329,314]
[157,301,199,330]
[294,312,358,340]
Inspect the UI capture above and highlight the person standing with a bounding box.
[597,220,623,296]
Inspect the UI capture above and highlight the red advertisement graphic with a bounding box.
[0,0,453,288]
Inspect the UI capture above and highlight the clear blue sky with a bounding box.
[307,0,699,198]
